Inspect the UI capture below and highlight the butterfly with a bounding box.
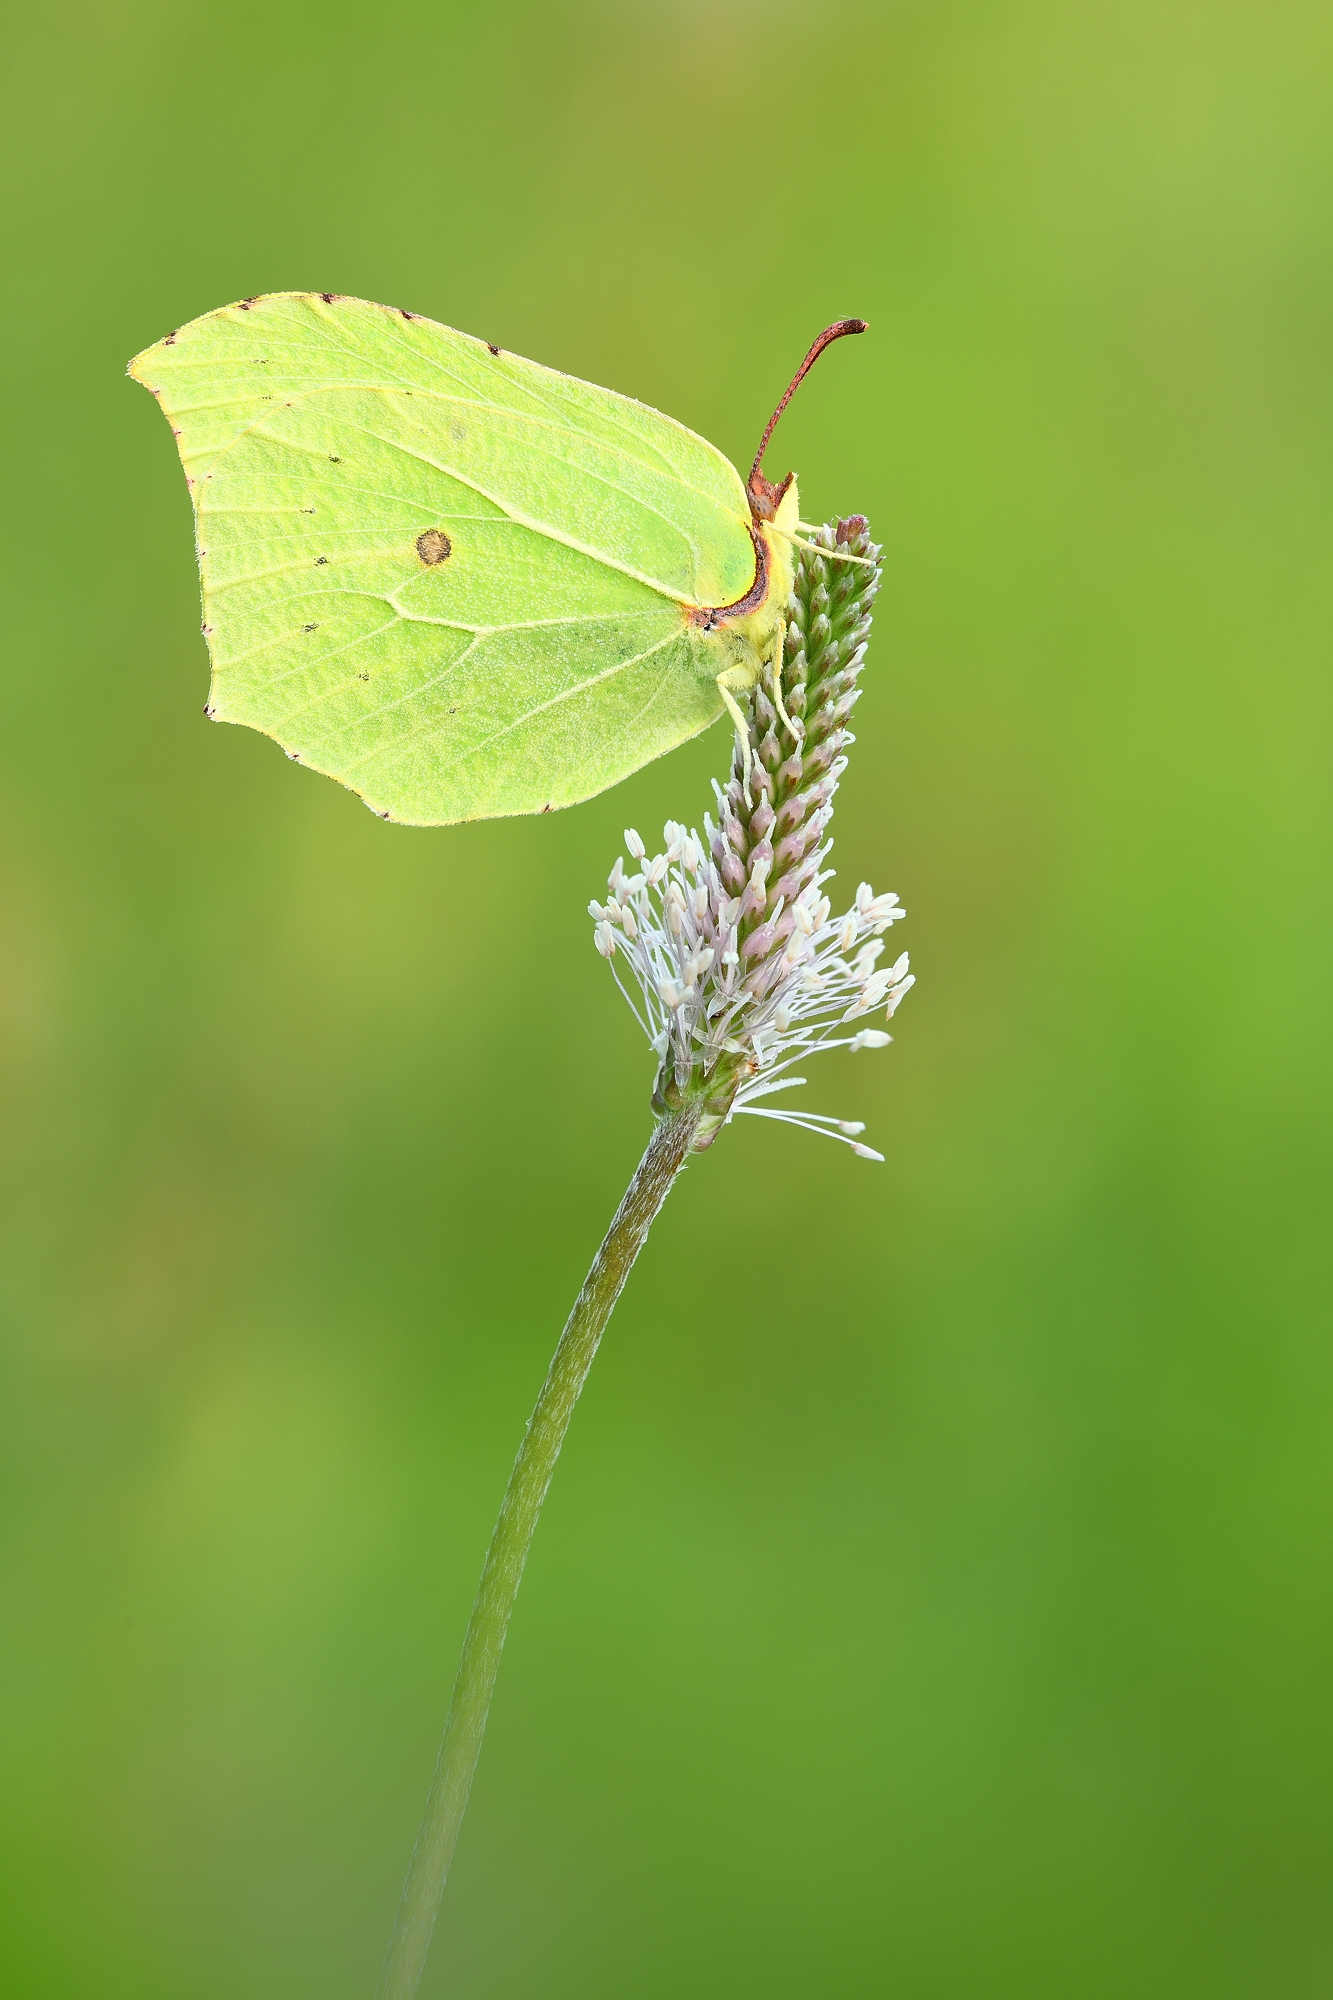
[129,296,866,824]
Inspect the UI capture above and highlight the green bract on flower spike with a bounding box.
[592,517,912,1160]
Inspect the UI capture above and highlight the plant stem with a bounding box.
[375,1097,705,2000]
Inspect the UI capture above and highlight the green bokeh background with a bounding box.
[3,2,1330,1994]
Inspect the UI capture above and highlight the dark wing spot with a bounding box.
[238,298,255,310]
[320,292,339,303]
[315,557,328,565]
[329,454,341,463]
[302,623,318,632]
[357,671,370,681]
[164,330,178,345]
[401,309,415,320]
[204,704,216,717]
[416,528,452,566]
[486,342,500,356]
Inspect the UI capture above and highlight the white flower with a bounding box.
[592,823,911,1159]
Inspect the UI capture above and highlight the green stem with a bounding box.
[375,1098,705,2000]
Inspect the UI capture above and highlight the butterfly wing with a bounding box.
[129,293,756,823]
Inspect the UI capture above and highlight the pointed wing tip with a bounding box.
[124,292,417,377]
[127,323,192,381]
[126,291,314,374]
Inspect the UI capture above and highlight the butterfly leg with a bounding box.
[767,615,803,745]
[715,668,756,801]
[788,533,877,569]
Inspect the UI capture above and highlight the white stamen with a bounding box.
[886,973,915,1016]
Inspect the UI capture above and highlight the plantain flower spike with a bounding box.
[590,517,913,1160]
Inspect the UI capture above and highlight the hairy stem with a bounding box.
[375,1098,705,1999]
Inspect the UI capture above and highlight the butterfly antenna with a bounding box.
[748,319,868,493]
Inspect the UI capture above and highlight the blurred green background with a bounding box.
[2,1,1330,1994]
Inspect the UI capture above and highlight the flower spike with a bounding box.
[591,517,913,1158]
